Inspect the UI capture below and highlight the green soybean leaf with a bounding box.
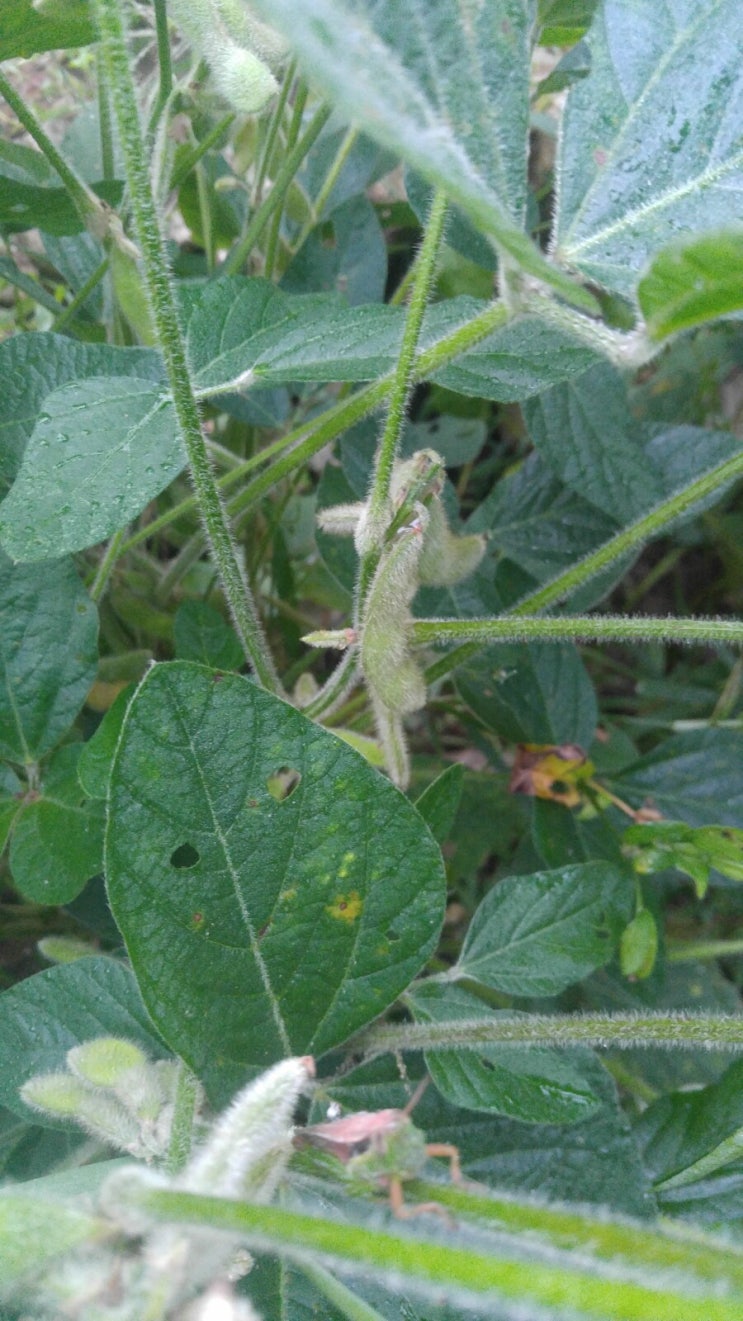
[0,377,180,562]
[467,452,620,581]
[609,729,743,830]
[453,863,632,996]
[410,982,601,1125]
[539,0,599,45]
[553,0,743,296]
[637,1058,743,1195]
[0,332,162,495]
[77,687,134,801]
[183,278,598,400]
[415,763,465,846]
[0,957,167,1126]
[105,662,446,1103]
[0,554,97,762]
[8,746,104,905]
[524,364,741,523]
[455,643,598,748]
[249,0,597,310]
[639,228,743,339]
[0,0,96,60]
[173,601,244,671]
[282,195,387,306]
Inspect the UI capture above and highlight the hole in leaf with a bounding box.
[266,767,301,802]
[170,842,200,869]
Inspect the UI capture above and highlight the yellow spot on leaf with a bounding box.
[327,890,363,923]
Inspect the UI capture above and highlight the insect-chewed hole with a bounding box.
[266,766,302,802]
[170,842,200,869]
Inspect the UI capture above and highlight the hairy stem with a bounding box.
[92,0,281,692]
[412,614,743,649]
[357,1012,743,1060]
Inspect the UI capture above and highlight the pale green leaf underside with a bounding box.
[250,0,596,308]
[554,0,743,296]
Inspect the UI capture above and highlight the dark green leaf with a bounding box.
[0,377,180,562]
[250,0,594,307]
[106,663,445,1103]
[0,0,96,59]
[415,763,464,846]
[173,601,244,671]
[454,862,632,996]
[9,745,104,905]
[455,643,598,747]
[429,312,599,401]
[609,729,743,829]
[282,195,387,305]
[636,1058,743,1193]
[554,0,743,295]
[0,958,166,1126]
[524,364,741,523]
[467,452,620,581]
[77,687,133,801]
[0,176,122,236]
[0,332,162,496]
[531,798,625,870]
[639,228,743,339]
[410,982,601,1125]
[0,554,97,762]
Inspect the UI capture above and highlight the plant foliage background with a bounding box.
[1,0,743,1318]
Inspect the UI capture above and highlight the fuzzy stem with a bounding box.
[514,452,743,618]
[149,0,173,134]
[412,615,743,649]
[0,70,109,235]
[92,0,281,693]
[223,100,333,274]
[357,1012,743,1061]
[54,255,110,332]
[362,188,448,553]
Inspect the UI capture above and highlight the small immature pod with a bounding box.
[360,513,428,718]
[182,1055,315,1200]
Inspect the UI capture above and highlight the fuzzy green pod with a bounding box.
[620,909,658,980]
[22,1072,143,1152]
[360,514,428,718]
[182,1055,315,1200]
[168,0,279,114]
[417,496,486,586]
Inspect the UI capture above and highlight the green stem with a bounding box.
[357,1011,743,1060]
[149,0,173,134]
[668,939,743,964]
[515,451,743,618]
[53,255,109,332]
[92,0,282,694]
[301,1263,387,1321]
[89,528,125,603]
[169,113,236,191]
[223,100,333,274]
[412,615,743,649]
[363,188,449,553]
[252,58,297,208]
[292,125,359,254]
[96,50,115,180]
[0,70,110,237]
[262,79,309,279]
